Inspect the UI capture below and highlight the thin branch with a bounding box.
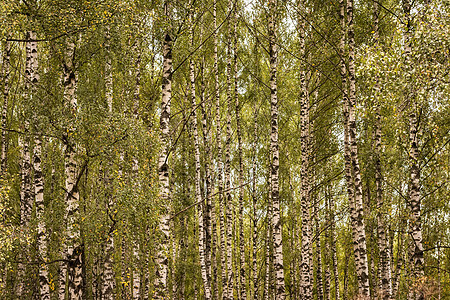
[171,181,251,219]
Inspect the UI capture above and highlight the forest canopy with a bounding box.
[0,0,449,299]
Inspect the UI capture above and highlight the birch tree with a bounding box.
[402,1,425,299]
[268,0,285,298]
[155,2,172,298]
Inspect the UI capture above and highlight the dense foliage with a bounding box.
[0,0,449,299]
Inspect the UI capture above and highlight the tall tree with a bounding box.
[225,0,234,298]
[298,1,313,298]
[190,13,212,299]
[342,0,371,296]
[155,2,172,298]
[402,1,424,299]
[62,36,83,300]
[268,0,285,298]
[26,30,50,300]
[102,24,115,300]
[372,2,393,299]
[233,3,246,298]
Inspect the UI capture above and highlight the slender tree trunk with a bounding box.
[342,0,371,297]
[328,190,340,300]
[252,84,259,300]
[213,1,226,297]
[392,216,405,298]
[232,5,245,298]
[402,2,424,299]
[56,37,83,300]
[34,136,50,300]
[25,30,51,300]
[132,244,140,299]
[0,40,10,176]
[177,216,187,300]
[233,202,239,298]
[155,3,172,296]
[170,220,177,299]
[298,1,313,297]
[310,81,323,300]
[17,92,33,298]
[225,0,234,298]
[121,234,131,299]
[315,200,323,300]
[195,25,213,298]
[19,129,33,228]
[132,35,143,300]
[372,3,393,299]
[102,25,115,300]
[264,174,273,300]
[61,37,83,300]
[268,0,285,298]
[190,26,212,299]
[339,0,359,294]
[343,248,349,300]
[102,234,114,300]
[200,47,216,299]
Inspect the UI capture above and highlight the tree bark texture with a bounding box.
[17,120,32,297]
[25,30,51,300]
[0,40,10,176]
[373,2,393,299]
[298,1,313,297]
[190,29,212,299]
[225,0,234,298]
[401,3,424,300]
[346,0,371,297]
[329,191,340,300]
[102,25,115,300]
[252,85,259,300]
[268,0,285,298]
[155,29,172,300]
[61,37,83,300]
[213,0,226,296]
[233,4,246,298]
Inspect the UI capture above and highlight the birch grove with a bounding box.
[0,0,449,299]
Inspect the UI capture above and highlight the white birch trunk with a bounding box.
[328,191,340,300]
[19,132,33,229]
[200,49,216,299]
[233,5,245,298]
[102,25,115,300]
[61,37,83,300]
[225,1,234,298]
[345,0,371,296]
[402,2,424,299]
[252,86,259,300]
[34,136,50,300]
[189,29,211,299]
[213,0,227,295]
[0,40,10,176]
[372,3,393,299]
[268,0,285,298]
[132,244,140,299]
[155,13,172,297]
[17,127,32,298]
[298,2,313,297]
[26,30,51,300]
